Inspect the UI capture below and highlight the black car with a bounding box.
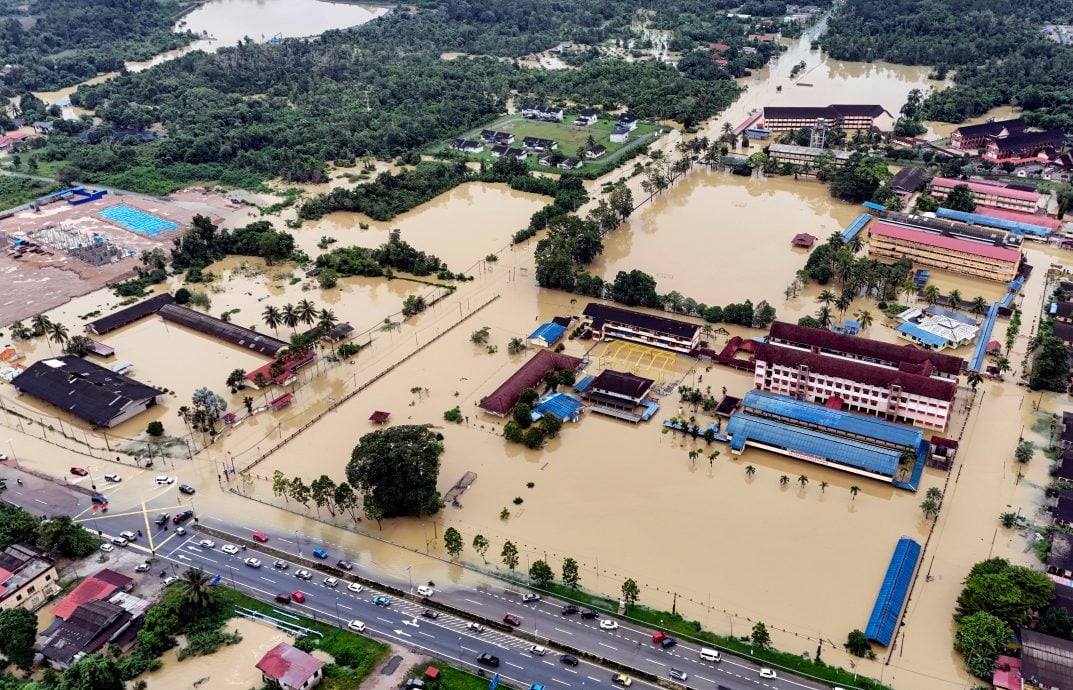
[421,609,440,620]
[561,605,579,615]
[273,560,289,570]
[178,484,196,495]
[476,653,500,668]
[660,637,677,649]
[154,512,169,526]
[172,509,194,524]
[560,655,579,667]
[336,560,354,570]
[580,609,599,619]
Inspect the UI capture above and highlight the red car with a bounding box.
[252,532,269,542]
[70,467,89,476]
[292,591,306,603]
[503,614,522,627]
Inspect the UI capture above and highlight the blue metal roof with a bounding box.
[532,392,583,421]
[968,303,1000,372]
[528,322,566,345]
[841,213,874,243]
[862,201,885,212]
[896,322,949,348]
[573,375,594,393]
[725,412,904,477]
[935,207,1052,236]
[741,391,923,449]
[865,538,921,646]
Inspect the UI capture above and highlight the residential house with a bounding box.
[1053,302,1073,322]
[618,112,639,132]
[573,109,599,127]
[493,132,514,145]
[1061,412,1073,450]
[479,129,497,142]
[32,121,54,134]
[521,137,557,151]
[490,145,528,160]
[447,139,483,153]
[791,233,817,248]
[584,144,607,159]
[527,322,566,348]
[52,569,133,621]
[1055,320,1073,346]
[256,642,326,690]
[40,599,138,669]
[0,544,60,612]
[558,157,583,170]
[610,126,630,144]
[949,118,1026,150]
[1048,531,1073,578]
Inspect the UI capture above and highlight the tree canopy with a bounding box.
[345,425,445,518]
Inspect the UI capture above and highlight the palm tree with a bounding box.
[745,465,756,478]
[819,480,829,493]
[855,310,874,330]
[849,485,861,500]
[179,567,217,609]
[947,289,962,310]
[969,296,988,317]
[688,449,699,465]
[317,308,338,332]
[8,321,32,340]
[30,313,52,338]
[898,449,916,480]
[817,289,836,306]
[847,234,864,253]
[281,303,300,332]
[262,305,282,334]
[721,122,734,143]
[923,284,940,305]
[835,293,853,320]
[996,357,1011,375]
[708,451,719,466]
[47,322,69,350]
[296,299,317,327]
[779,474,790,487]
[901,277,916,303]
[967,370,983,390]
[797,474,809,489]
[815,305,833,328]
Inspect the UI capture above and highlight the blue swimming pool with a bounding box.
[98,204,179,237]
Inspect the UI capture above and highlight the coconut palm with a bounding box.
[847,234,864,254]
[817,289,836,306]
[317,308,338,332]
[262,305,282,334]
[8,321,32,340]
[947,289,962,310]
[745,465,756,478]
[797,474,809,489]
[849,485,861,500]
[855,310,874,330]
[819,480,829,493]
[967,370,983,390]
[923,284,941,305]
[969,296,988,317]
[721,122,734,143]
[996,357,1011,375]
[688,449,699,465]
[46,322,69,350]
[779,474,790,487]
[835,293,853,320]
[179,567,217,609]
[815,305,833,329]
[901,277,916,303]
[30,314,52,338]
[708,451,719,466]
[281,303,300,331]
[296,299,318,327]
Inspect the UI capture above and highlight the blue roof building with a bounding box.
[527,322,566,348]
[865,538,921,646]
[895,322,949,349]
[530,392,584,423]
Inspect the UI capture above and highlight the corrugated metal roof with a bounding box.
[896,322,949,347]
[865,538,921,646]
[528,322,566,345]
[741,391,923,448]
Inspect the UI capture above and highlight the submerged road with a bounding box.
[3,469,832,690]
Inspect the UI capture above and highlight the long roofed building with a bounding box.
[159,304,287,356]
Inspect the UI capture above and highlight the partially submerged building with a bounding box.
[581,369,658,422]
[759,104,894,132]
[1020,629,1073,690]
[949,118,1026,150]
[478,350,583,417]
[84,293,175,335]
[895,306,980,351]
[159,304,287,356]
[256,642,326,690]
[868,221,1021,282]
[0,544,60,612]
[582,303,700,354]
[767,143,853,170]
[13,356,164,428]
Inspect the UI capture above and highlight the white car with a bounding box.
[758,668,777,679]
[155,475,175,485]
[347,582,364,593]
[221,545,240,555]
[104,474,121,482]
[295,569,313,580]
[599,619,619,630]
[119,530,137,541]
[324,577,339,588]
[198,539,216,548]
[417,585,434,597]
[466,622,486,633]
[163,576,178,586]
[110,536,128,547]
[0,453,7,461]
[134,562,151,573]
[529,645,548,656]
[100,543,114,552]
[348,620,366,632]
[244,558,262,568]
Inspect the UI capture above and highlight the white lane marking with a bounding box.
[260,577,274,583]
[587,677,601,683]
[563,669,577,675]
[506,662,524,670]
[647,660,666,667]
[552,680,569,686]
[177,554,190,561]
[464,598,484,606]
[34,498,47,504]
[376,617,393,624]
[695,676,712,683]
[554,627,574,636]
[542,660,555,666]
[418,631,436,639]
[461,646,479,654]
[599,643,618,650]
[338,604,352,611]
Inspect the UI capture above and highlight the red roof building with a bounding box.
[245,349,316,388]
[479,349,583,416]
[709,43,730,52]
[52,569,133,620]
[974,205,1061,231]
[369,410,391,424]
[868,221,1021,282]
[791,232,817,248]
[929,177,1040,212]
[256,642,325,690]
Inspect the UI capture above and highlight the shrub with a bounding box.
[146,421,165,437]
[174,288,192,304]
[443,406,463,424]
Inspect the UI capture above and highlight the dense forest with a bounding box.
[821,0,1073,130]
[0,0,194,99]
[13,0,790,193]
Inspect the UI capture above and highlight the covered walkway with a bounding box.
[864,538,921,646]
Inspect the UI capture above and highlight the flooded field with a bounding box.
[180,0,388,48]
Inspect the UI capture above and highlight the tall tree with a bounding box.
[179,567,217,609]
[345,425,445,518]
[621,577,640,612]
[262,305,282,334]
[443,527,463,558]
[750,621,771,648]
[529,559,554,587]
[0,608,38,669]
[562,557,580,589]
[501,540,519,575]
[472,534,490,563]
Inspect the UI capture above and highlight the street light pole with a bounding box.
[7,440,17,468]
[295,530,301,558]
[406,565,413,594]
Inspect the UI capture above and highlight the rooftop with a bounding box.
[12,356,163,427]
[1021,629,1073,689]
[41,599,130,666]
[159,304,287,356]
[768,143,854,160]
[53,569,132,620]
[583,303,699,340]
[256,643,326,688]
[589,369,654,400]
[890,167,928,193]
[1049,532,1073,573]
[791,232,817,247]
[85,293,174,335]
[990,128,1066,152]
[528,322,567,346]
[479,349,583,416]
[930,177,1041,203]
[869,221,1022,263]
[952,118,1026,139]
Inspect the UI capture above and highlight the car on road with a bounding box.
[559,655,579,666]
[134,562,151,572]
[173,510,194,524]
[295,569,313,580]
[312,548,328,559]
[155,476,175,485]
[529,685,544,690]
[0,453,7,461]
[119,530,137,541]
[244,558,262,568]
[104,474,121,482]
[110,537,128,546]
[163,576,178,586]
[404,680,425,690]
[91,494,107,505]
[466,622,486,633]
[336,559,353,570]
[70,467,88,476]
[417,585,434,597]
[503,614,522,627]
[612,675,633,687]
[221,545,240,555]
[529,645,548,656]
[275,593,292,604]
[522,593,541,602]
[176,526,187,535]
[600,619,619,630]
[669,669,688,682]
[198,539,216,548]
[292,591,306,603]
[252,532,269,542]
[348,620,366,632]
[581,609,599,619]
[178,484,195,495]
[372,595,391,607]
[155,513,170,526]
[475,653,499,668]
[274,560,289,570]
[323,577,339,588]
[561,605,579,615]
[652,632,676,648]
[100,543,114,552]
[347,582,363,593]
[758,669,776,679]
[421,609,439,619]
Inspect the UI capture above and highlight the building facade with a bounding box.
[929,177,1041,213]
[0,545,60,612]
[582,303,700,353]
[984,129,1067,161]
[760,104,894,132]
[949,118,1026,150]
[767,144,853,170]
[868,222,1021,282]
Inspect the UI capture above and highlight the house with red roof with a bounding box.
[709,43,730,52]
[52,569,132,620]
[256,642,325,690]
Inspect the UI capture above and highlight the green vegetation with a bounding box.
[0,176,61,210]
[346,425,445,518]
[821,0,1073,130]
[317,230,451,278]
[0,504,99,558]
[1029,320,1072,391]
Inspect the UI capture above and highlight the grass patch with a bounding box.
[0,175,61,209]
[425,663,493,690]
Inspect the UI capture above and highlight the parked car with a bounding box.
[119,530,137,541]
[110,537,128,546]
[581,609,599,619]
[292,591,306,603]
[373,595,391,607]
[244,558,262,568]
[175,526,186,536]
[669,669,688,682]
[155,475,175,485]
[348,620,366,632]
[91,494,107,505]
[529,645,548,656]
[274,560,289,570]
[221,545,240,555]
[156,513,171,526]
[503,614,521,627]
[173,510,194,524]
[252,532,269,542]
[612,675,633,687]
[421,609,439,619]
[312,548,328,559]
[758,669,776,679]
[0,453,7,461]
[275,593,292,604]
[294,569,313,580]
[99,543,114,552]
[561,605,579,615]
[347,582,363,593]
[70,467,88,476]
[522,593,541,602]
[559,655,579,667]
[476,653,499,668]
[103,474,121,482]
[336,559,353,570]
[323,577,339,588]
[417,585,434,597]
[466,622,486,633]
[178,484,195,495]
[404,680,425,690]
[600,619,619,630]
[198,539,216,548]
[134,562,151,572]
[163,576,178,586]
